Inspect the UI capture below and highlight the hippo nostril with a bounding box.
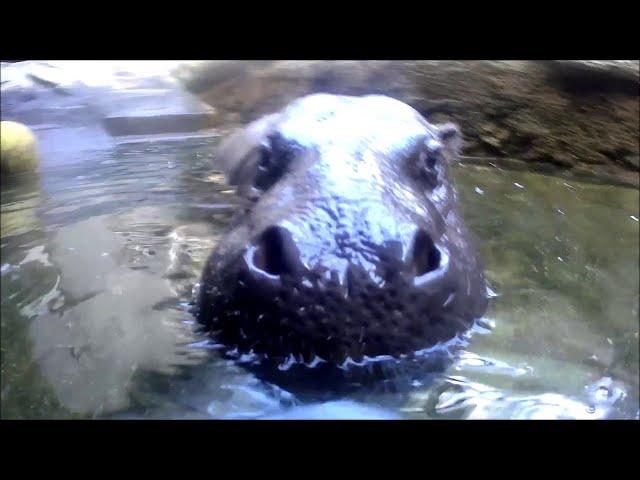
[252,226,299,276]
[411,229,441,276]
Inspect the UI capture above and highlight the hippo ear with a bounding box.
[436,123,462,159]
[215,113,282,190]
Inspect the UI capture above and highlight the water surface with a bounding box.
[1,137,638,419]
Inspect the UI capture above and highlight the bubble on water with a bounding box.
[585,377,627,409]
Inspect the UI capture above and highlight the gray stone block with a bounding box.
[99,87,218,136]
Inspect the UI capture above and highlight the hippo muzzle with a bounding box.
[196,94,487,369]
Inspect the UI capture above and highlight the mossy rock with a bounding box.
[181,61,639,183]
[1,121,39,175]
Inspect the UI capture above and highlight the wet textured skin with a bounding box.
[196,94,488,371]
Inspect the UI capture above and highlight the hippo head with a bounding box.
[196,94,487,370]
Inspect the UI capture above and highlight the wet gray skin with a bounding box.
[196,94,488,374]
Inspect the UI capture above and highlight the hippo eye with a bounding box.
[412,139,443,189]
[258,143,271,171]
[421,139,443,170]
[416,142,442,186]
[253,135,295,192]
[419,151,438,170]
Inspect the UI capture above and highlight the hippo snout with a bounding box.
[246,224,444,287]
[196,94,488,369]
[228,221,458,364]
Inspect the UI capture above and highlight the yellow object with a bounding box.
[1,121,39,174]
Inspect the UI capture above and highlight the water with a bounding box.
[1,137,638,419]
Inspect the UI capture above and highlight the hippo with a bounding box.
[195,94,488,383]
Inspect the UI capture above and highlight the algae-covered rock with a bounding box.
[178,61,639,185]
[1,121,39,174]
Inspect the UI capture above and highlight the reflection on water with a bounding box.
[1,137,638,419]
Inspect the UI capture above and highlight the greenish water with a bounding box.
[1,138,638,419]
